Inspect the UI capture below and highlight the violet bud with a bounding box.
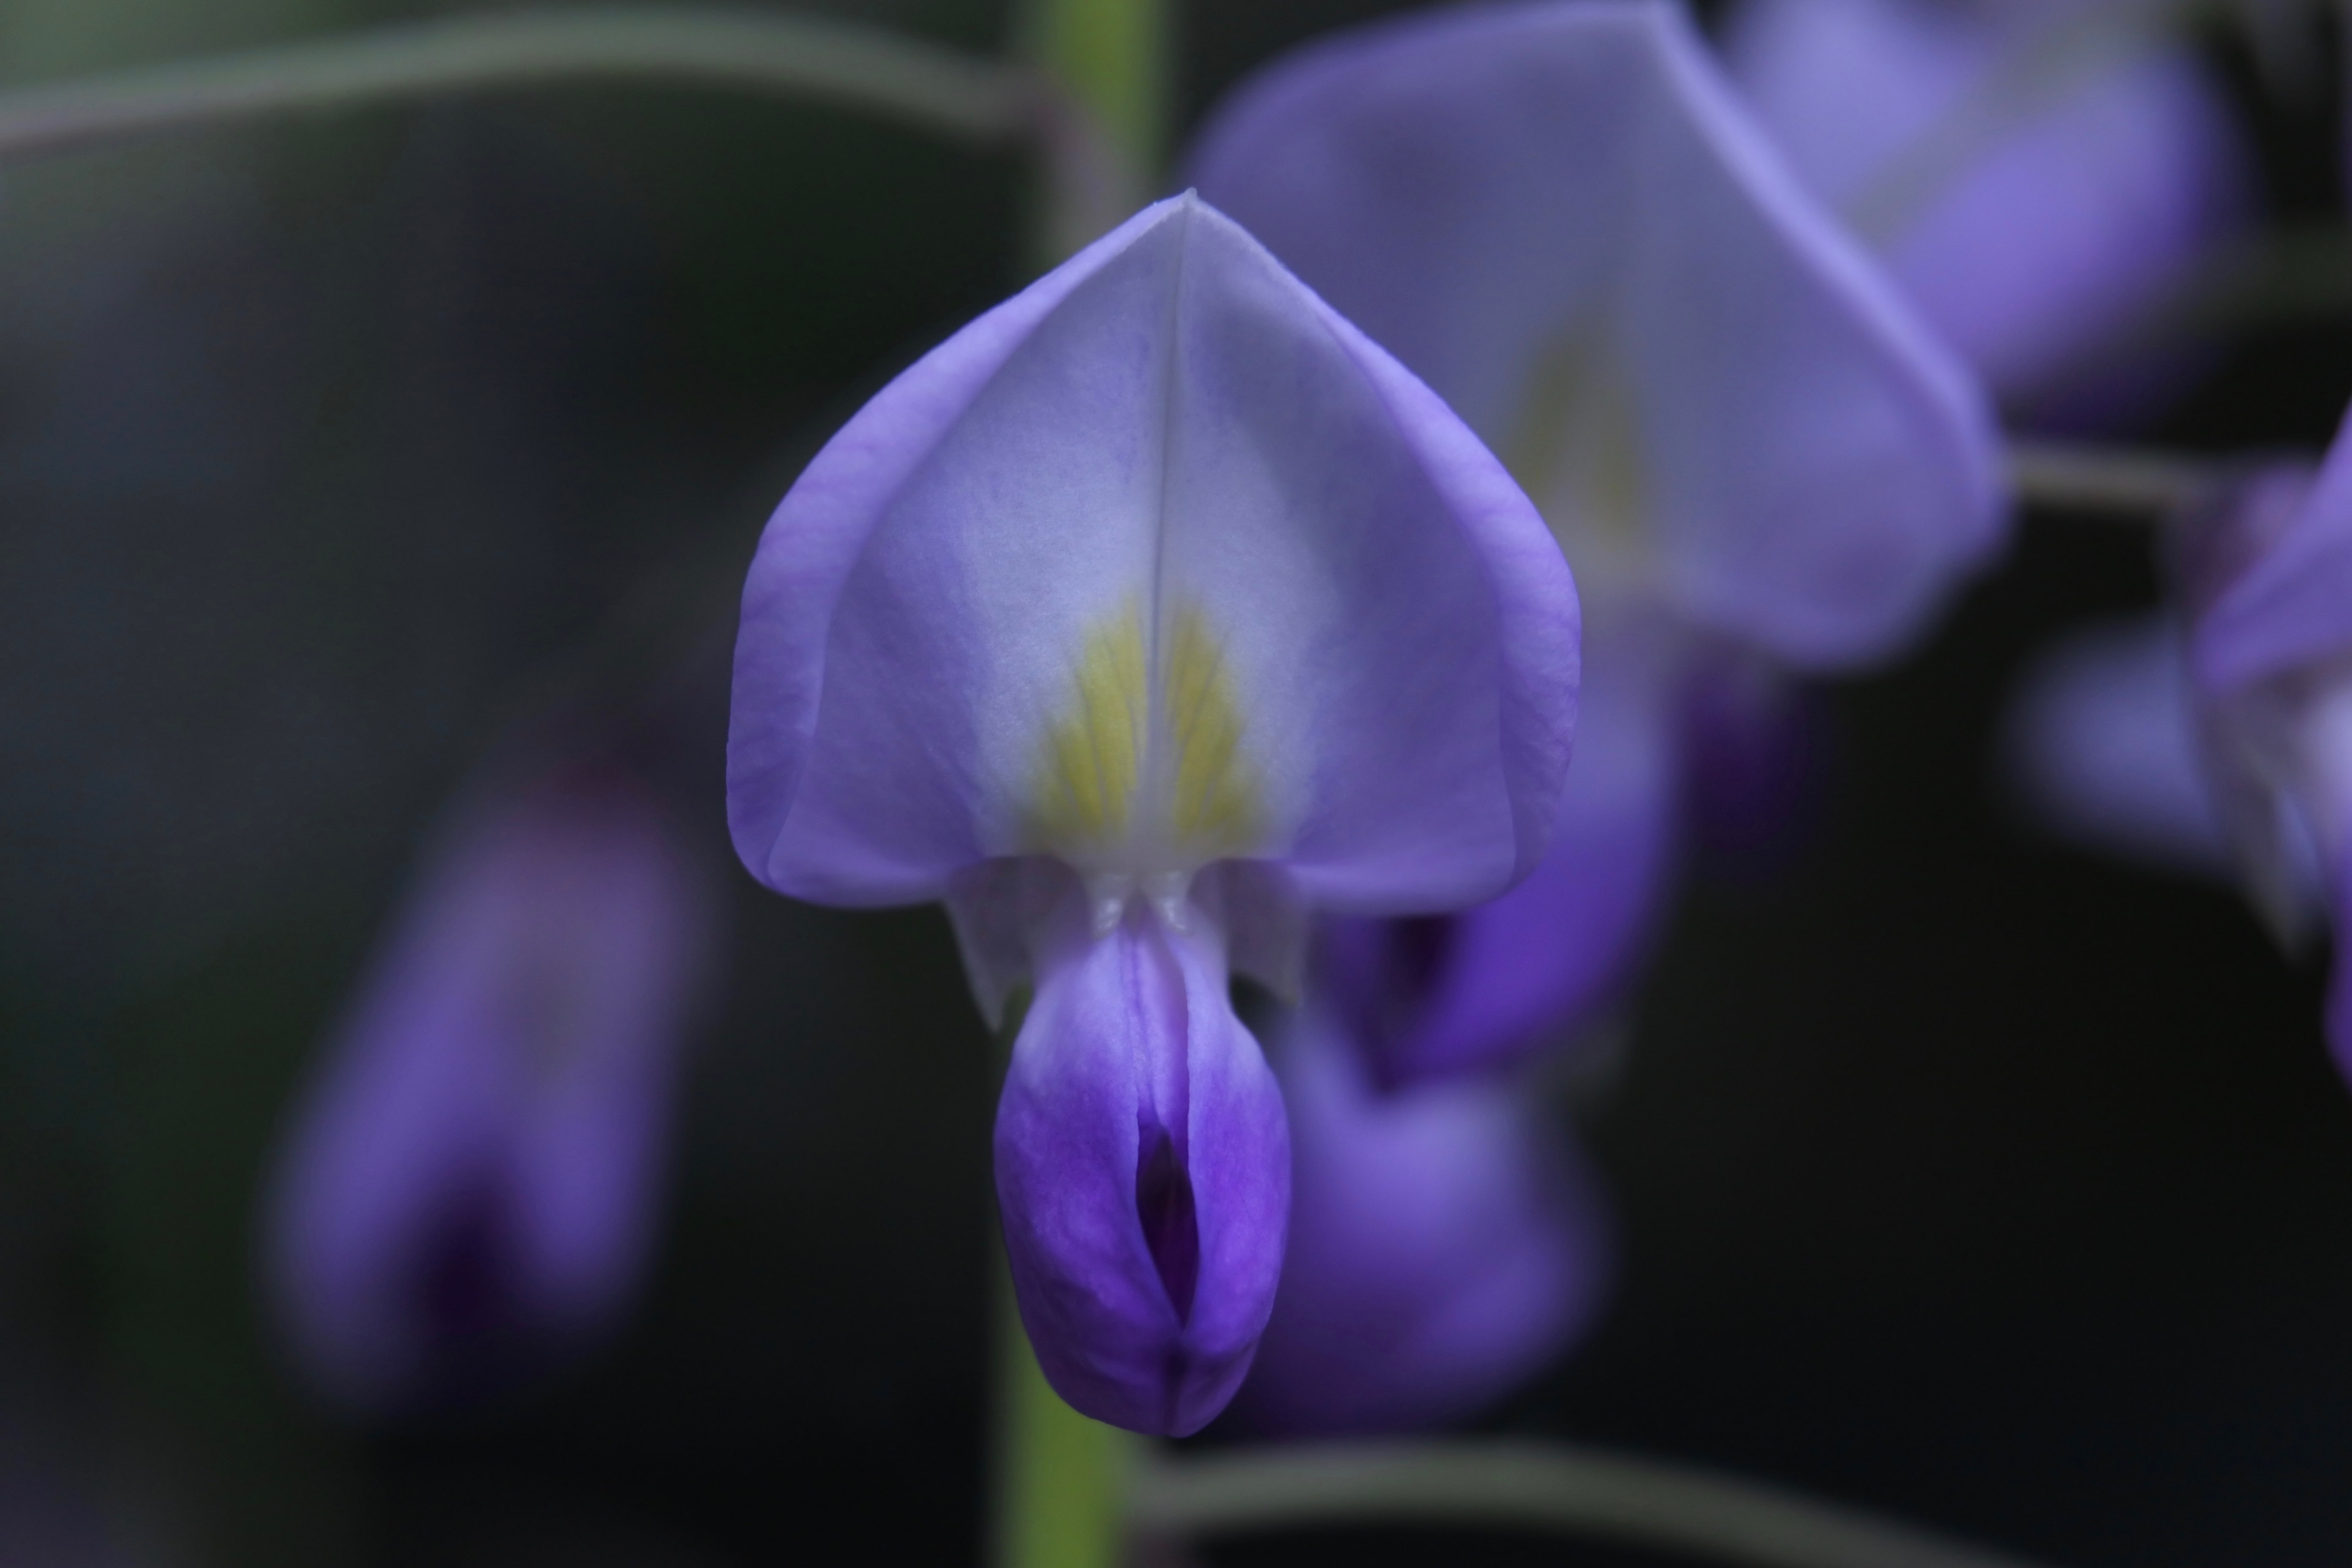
[1227,1008,1612,1436]
[265,765,712,1413]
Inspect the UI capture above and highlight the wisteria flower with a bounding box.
[1191,0,2000,1083]
[1225,1006,1613,1436]
[724,195,1579,1435]
[2001,611,2230,875]
[1723,0,2251,422]
[265,762,711,1413]
[2181,455,2344,950]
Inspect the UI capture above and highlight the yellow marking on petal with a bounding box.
[1502,327,1648,564]
[1165,604,1258,855]
[1026,598,1262,866]
[1032,603,1147,847]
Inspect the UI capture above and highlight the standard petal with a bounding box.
[264,770,708,1410]
[1321,624,1681,1084]
[732,194,1576,910]
[2002,613,2230,875]
[1157,204,1579,906]
[1227,1010,1612,1435]
[1189,0,2001,667]
[994,885,1288,1435]
[728,201,1192,905]
[1724,0,2251,418]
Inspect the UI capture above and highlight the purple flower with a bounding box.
[2183,453,2346,947]
[2001,612,2231,875]
[724,196,1579,1434]
[1192,0,2001,1083]
[1225,1008,1612,1436]
[1317,624,1682,1084]
[2064,433,2352,1077]
[265,763,712,1413]
[1723,0,2252,422]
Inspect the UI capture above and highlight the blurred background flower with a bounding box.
[265,753,714,1416]
[1723,0,2255,427]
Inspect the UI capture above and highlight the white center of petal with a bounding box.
[1024,596,1263,914]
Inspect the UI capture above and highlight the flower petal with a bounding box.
[1227,1009,1612,1435]
[2193,444,2352,693]
[2002,612,2230,875]
[2174,458,2348,935]
[1680,639,1826,869]
[1188,0,2001,667]
[1322,624,1681,1084]
[727,203,1188,905]
[265,770,709,1411]
[1724,0,2251,419]
[2329,855,2352,1085]
[993,878,1288,1435]
[730,195,1576,910]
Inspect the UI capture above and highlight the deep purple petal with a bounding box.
[1724,0,2252,419]
[1326,624,1682,1083]
[264,768,710,1411]
[2003,612,2230,874]
[730,195,1577,914]
[2329,849,2352,1089]
[1190,0,2002,668]
[994,880,1288,1435]
[1679,639,1828,870]
[1227,1010,1612,1435]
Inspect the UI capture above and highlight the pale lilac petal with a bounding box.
[727,202,1195,906]
[2166,466,2336,937]
[994,877,1288,1435]
[1227,1010,1612,1435]
[730,195,1576,912]
[1190,0,2001,669]
[1724,0,2251,416]
[2194,436,2352,691]
[2003,613,2230,874]
[1322,626,1681,1084]
[265,769,709,1411]
[1157,205,1579,907]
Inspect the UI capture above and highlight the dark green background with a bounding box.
[4,2,2351,1563]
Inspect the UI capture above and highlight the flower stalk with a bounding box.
[1020,0,1161,259]
[1130,1439,2061,1568]
[2008,439,2224,517]
[0,5,1034,165]
[993,1274,1138,1568]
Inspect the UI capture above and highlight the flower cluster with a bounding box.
[259,0,2324,1456]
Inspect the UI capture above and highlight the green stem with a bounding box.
[1021,0,1161,260]
[2007,438,2224,518]
[0,6,1035,164]
[991,1272,1138,1568]
[1025,0,1164,175]
[986,0,1162,1551]
[1129,1439,2062,1568]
